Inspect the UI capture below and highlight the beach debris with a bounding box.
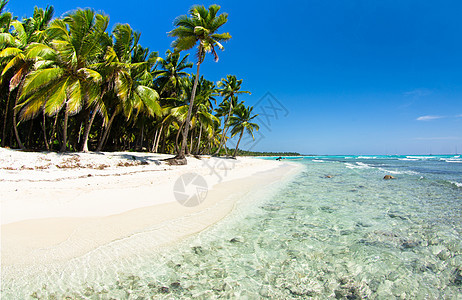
[159,286,170,293]
[325,175,333,178]
[383,175,396,179]
[165,157,187,165]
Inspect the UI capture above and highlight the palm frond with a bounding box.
[10,20,26,45]
[66,78,82,115]
[134,85,160,117]
[42,77,69,116]
[0,46,21,58]
[171,35,197,52]
[0,32,14,46]
[21,67,63,97]
[25,42,55,59]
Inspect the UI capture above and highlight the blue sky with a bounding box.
[6,0,462,155]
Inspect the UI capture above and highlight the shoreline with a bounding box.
[1,149,302,275]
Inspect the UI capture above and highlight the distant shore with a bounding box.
[1,148,301,274]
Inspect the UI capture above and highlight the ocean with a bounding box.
[3,155,462,298]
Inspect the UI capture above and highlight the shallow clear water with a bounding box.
[3,155,462,299]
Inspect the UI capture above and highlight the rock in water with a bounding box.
[383,175,395,180]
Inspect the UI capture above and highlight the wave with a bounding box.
[312,159,326,162]
[377,167,420,175]
[345,162,374,170]
[441,158,462,163]
[398,158,419,161]
[406,156,438,160]
[357,156,377,159]
[450,181,462,188]
[345,161,420,175]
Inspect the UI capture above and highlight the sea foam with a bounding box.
[450,181,462,188]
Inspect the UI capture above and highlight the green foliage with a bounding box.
[233,150,302,156]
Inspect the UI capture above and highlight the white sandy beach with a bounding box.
[0,148,299,273]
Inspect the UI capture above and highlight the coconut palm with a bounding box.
[153,50,192,99]
[168,4,231,163]
[228,104,259,157]
[0,6,54,148]
[168,75,218,154]
[95,25,160,151]
[188,76,219,154]
[214,95,242,154]
[215,75,250,155]
[0,0,11,34]
[17,9,108,152]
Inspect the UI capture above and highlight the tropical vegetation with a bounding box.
[0,2,261,162]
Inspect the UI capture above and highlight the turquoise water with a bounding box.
[3,155,462,299]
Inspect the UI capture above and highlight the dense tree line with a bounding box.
[0,2,259,163]
[234,150,302,157]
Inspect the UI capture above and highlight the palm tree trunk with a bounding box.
[96,110,117,151]
[153,123,164,153]
[151,127,159,152]
[175,120,185,154]
[26,119,34,148]
[222,126,229,155]
[189,127,194,154]
[12,85,25,150]
[49,113,58,148]
[42,111,49,150]
[2,91,12,147]
[139,118,144,150]
[177,45,202,160]
[81,109,97,152]
[60,103,69,152]
[195,124,202,154]
[160,130,167,153]
[214,115,229,155]
[233,129,244,157]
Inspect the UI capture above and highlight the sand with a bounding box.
[0,149,300,272]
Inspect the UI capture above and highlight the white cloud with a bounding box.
[404,88,431,97]
[416,115,444,121]
[414,137,462,141]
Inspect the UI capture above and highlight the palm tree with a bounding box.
[17,9,108,152]
[168,4,231,163]
[215,75,250,155]
[188,76,219,154]
[0,6,54,148]
[153,49,192,99]
[95,25,160,151]
[0,0,11,34]
[228,104,259,157]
